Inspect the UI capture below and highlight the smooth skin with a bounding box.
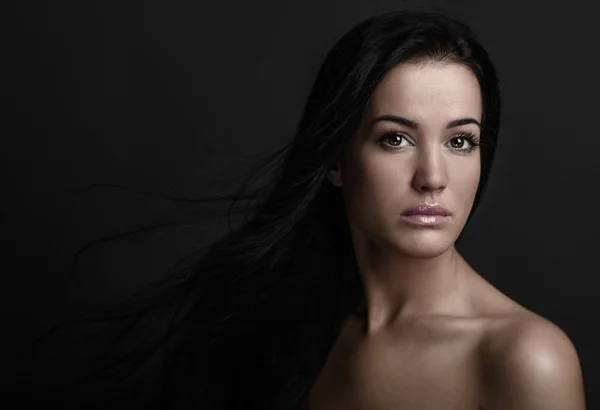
[305,61,586,409]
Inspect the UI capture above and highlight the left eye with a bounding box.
[449,136,471,149]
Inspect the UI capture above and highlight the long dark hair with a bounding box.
[17,8,501,409]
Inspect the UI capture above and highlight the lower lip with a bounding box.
[401,214,450,226]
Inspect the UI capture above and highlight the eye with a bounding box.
[450,136,470,149]
[447,132,480,153]
[377,131,411,150]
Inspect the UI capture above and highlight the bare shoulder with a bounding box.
[460,268,586,409]
[478,311,586,410]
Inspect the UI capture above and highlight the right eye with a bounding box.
[378,132,411,150]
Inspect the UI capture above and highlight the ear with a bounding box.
[327,161,343,187]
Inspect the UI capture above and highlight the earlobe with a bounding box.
[328,162,343,187]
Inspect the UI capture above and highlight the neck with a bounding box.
[352,236,472,334]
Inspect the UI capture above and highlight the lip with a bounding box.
[400,203,452,226]
[401,203,452,217]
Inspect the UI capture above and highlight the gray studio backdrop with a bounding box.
[5,0,599,403]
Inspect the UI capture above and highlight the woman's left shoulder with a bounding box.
[481,310,580,367]
[478,311,586,409]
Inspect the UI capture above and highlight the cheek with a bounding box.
[454,159,481,203]
[342,153,407,221]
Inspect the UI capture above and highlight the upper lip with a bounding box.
[401,203,452,216]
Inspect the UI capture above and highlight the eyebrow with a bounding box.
[371,115,481,129]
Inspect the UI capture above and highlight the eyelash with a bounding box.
[377,131,481,154]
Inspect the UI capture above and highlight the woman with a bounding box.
[24,8,586,410]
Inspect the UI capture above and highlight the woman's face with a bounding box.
[329,61,482,258]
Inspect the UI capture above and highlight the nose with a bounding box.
[411,145,448,193]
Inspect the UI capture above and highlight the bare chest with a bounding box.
[306,317,484,410]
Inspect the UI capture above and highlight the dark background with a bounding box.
[5,0,599,406]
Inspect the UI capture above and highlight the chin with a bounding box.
[393,230,458,259]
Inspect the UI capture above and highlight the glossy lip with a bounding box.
[401,203,452,217]
[400,203,452,226]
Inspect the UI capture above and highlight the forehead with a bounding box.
[366,61,483,124]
